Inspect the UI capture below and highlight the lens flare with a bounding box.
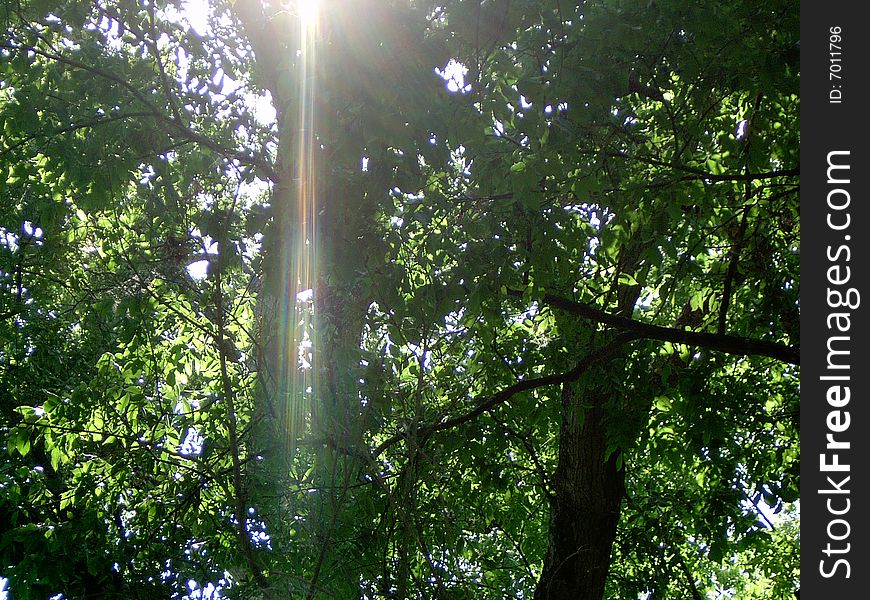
[273,0,320,459]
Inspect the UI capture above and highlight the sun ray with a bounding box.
[274,0,320,458]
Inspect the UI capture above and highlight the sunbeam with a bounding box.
[273,0,320,458]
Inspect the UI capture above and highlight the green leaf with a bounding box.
[7,427,31,457]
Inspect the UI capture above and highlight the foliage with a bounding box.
[1,0,799,598]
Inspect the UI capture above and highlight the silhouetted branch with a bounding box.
[509,290,799,365]
[372,332,637,458]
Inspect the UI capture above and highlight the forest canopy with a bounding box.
[1,0,799,598]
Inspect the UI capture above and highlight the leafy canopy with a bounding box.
[1,0,798,598]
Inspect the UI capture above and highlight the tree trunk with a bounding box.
[535,246,644,600]
[533,379,626,600]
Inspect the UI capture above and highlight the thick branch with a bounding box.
[510,290,799,365]
[372,287,796,462]
[372,333,637,458]
[600,150,799,182]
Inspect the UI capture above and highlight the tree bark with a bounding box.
[535,243,644,600]
[533,378,626,600]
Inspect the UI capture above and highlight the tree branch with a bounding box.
[0,40,278,181]
[0,111,156,159]
[507,289,799,365]
[491,414,554,500]
[213,266,269,589]
[599,150,799,182]
[675,549,704,600]
[0,307,23,321]
[372,332,637,458]
[717,207,749,334]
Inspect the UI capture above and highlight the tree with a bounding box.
[1,0,799,598]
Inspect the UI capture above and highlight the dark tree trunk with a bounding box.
[534,245,643,600]
[533,380,626,600]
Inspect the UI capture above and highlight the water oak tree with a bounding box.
[1,0,799,598]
